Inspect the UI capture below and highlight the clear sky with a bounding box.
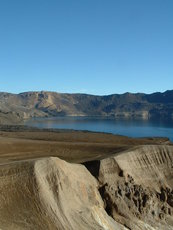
[0,0,173,95]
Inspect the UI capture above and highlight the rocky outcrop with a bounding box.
[97,145,173,229]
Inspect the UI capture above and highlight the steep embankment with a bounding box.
[0,144,173,229]
[97,145,173,229]
[0,90,173,124]
[0,157,126,230]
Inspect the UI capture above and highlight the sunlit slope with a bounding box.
[0,130,173,229]
[0,90,173,124]
[0,157,126,230]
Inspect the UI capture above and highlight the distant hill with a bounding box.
[0,90,173,124]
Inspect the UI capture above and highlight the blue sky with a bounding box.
[0,0,173,95]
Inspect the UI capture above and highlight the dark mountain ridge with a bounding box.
[0,90,173,124]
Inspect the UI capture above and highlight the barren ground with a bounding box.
[0,126,173,229]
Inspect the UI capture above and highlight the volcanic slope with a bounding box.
[0,130,173,229]
[96,145,173,229]
[0,157,126,230]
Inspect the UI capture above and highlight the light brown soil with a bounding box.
[0,129,169,164]
[0,128,173,229]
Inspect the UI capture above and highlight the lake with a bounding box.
[25,116,173,141]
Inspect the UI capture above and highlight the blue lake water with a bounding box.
[25,117,173,141]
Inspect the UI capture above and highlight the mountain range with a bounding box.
[0,90,173,124]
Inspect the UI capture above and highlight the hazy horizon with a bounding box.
[1,89,173,96]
